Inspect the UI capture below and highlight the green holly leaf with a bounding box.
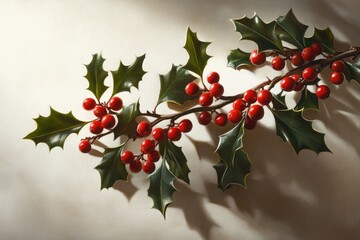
[157,65,197,106]
[214,119,251,190]
[111,54,146,95]
[294,88,318,111]
[275,9,308,49]
[159,138,190,184]
[24,108,87,150]
[95,144,128,189]
[271,108,330,154]
[183,27,211,78]
[113,101,141,139]
[344,59,360,84]
[214,149,251,191]
[272,92,287,110]
[227,48,251,69]
[304,28,336,54]
[148,160,177,217]
[232,15,284,53]
[84,53,109,101]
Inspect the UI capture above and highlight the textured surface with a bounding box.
[1,0,360,239]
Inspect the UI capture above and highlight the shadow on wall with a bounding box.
[116,1,360,239]
[171,83,360,240]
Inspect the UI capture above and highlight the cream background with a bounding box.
[1,0,360,239]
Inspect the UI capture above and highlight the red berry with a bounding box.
[198,111,212,125]
[228,109,242,123]
[168,127,182,141]
[248,104,264,121]
[209,83,224,98]
[207,72,220,84]
[129,160,142,173]
[257,90,272,105]
[249,50,266,65]
[244,116,257,130]
[185,82,200,96]
[198,92,213,107]
[206,72,220,84]
[178,119,192,133]
[272,57,285,70]
[90,120,103,134]
[121,150,134,164]
[140,139,156,154]
[311,42,323,55]
[232,98,246,111]
[294,82,305,91]
[93,105,107,118]
[302,67,318,82]
[330,72,344,85]
[280,77,296,92]
[152,128,165,142]
[301,47,315,61]
[79,140,91,153]
[83,98,97,111]
[291,52,304,66]
[316,85,330,99]
[101,114,116,129]
[108,96,123,111]
[331,61,346,72]
[147,150,160,162]
[137,121,152,137]
[243,89,257,103]
[142,160,155,174]
[290,74,301,82]
[215,113,227,126]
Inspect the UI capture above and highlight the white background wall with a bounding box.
[1,0,360,239]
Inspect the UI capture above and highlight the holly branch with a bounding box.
[24,9,360,217]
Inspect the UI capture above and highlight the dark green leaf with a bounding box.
[232,15,283,53]
[344,59,360,84]
[95,144,128,189]
[113,101,141,139]
[111,54,146,95]
[24,108,87,150]
[148,160,177,217]
[294,88,318,111]
[271,108,330,154]
[159,138,190,184]
[214,120,251,190]
[227,48,251,69]
[214,149,251,191]
[275,9,308,48]
[304,28,336,54]
[84,54,109,101]
[183,28,211,77]
[272,92,287,110]
[216,120,245,166]
[157,65,197,106]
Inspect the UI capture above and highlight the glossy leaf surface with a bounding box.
[95,144,128,189]
[24,108,87,150]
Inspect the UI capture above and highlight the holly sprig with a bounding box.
[24,9,360,217]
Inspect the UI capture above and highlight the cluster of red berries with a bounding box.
[185,72,231,127]
[118,119,193,174]
[185,72,271,130]
[185,71,224,102]
[230,89,270,130]
[250,43,348,100]
[78,96,123,153]
[250,42,323,70]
